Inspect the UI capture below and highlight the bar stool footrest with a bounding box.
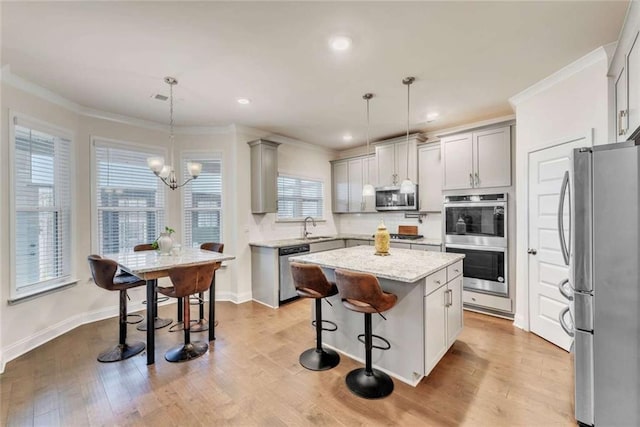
[136,317,173,331]
[126,313,144,325]
[299,347,340,371]
[345,367,394,399]
[357,333,391,351]
[311,319,338,332]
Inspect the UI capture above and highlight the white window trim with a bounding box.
[8,110,77,301]
[90,136,168,254]
[180,150,224,248]
[276,172,325,221]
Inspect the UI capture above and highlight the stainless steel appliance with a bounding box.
[444,193,507,247]
[375,186,418,211]
[557,141,639,426]
[278,244,310,303]
[444,193,508,297]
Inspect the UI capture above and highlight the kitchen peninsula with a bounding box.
[290,245,464,386]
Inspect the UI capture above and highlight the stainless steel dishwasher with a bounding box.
[278,244,310,303]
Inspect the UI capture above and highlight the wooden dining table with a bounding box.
[104,247,235,365]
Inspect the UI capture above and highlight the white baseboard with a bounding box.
[251,298,278,309]
[513,313,528,331]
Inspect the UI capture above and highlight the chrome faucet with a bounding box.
[303,216,316,239]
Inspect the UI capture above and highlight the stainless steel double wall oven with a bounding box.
[444,194,508,297]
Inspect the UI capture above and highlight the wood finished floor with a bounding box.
[0,300,575,426]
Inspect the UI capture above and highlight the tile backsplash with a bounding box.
[336,212,442,240]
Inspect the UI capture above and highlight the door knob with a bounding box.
[527,248,537,255]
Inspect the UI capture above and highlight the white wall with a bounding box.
[510,46,611,329]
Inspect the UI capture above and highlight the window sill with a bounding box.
[8,279,78,305]
[275,219,326,224]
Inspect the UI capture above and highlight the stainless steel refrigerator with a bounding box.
[557,140,640,426]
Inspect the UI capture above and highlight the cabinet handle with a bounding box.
[619,110,627,136]
[445,289,453,307]
[469,173,474,187]
[435,280,441,285]
[475,172,479,186]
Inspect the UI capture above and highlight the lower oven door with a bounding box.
[445,244,507,297]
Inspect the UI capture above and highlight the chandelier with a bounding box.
[147,77,202,190]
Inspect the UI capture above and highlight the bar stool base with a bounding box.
[345,368,394,399]
[97,342,145,363]
[299,348,340,371]
[136,317,172,331]
[165,341,208,363]
[189,319,209,332]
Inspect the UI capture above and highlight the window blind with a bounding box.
[94,141,165,254]
[13,122,72,292]
[183,156,222,247]
[277,174,323,220]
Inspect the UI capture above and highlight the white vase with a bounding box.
[157,232,173,255]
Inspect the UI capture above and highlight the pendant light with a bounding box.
[362,93,375,197]
[147,77,202,190]
[399,76,415,194]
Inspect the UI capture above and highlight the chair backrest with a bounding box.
[200,242,224,253]
[290,262,333,298]
[167,262,218,298]
[87,254,118,291]
[334,268,385,308]
[134,243,155,252]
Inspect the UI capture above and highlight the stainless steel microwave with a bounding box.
[375,186,419,211]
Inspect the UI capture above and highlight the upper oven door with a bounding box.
[444,201,506,247]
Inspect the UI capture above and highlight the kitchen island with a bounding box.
[290,245,464,386]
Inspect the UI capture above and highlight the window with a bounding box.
[94,139,166,254]
[183,155,222,247]
[277,174,323,220]
[11,116,73,296]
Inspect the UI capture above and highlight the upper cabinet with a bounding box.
[375,134,423,187]
[331,155,376,213]
[418,143,442,212]
[441,126,511,190]
[248,139,280,213]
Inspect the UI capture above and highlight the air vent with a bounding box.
[153,94,168,101]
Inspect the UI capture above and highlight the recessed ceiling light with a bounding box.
[237,98,251,105]
[343,134,353,141]
[426,112,440,122]
[329,36,352,51]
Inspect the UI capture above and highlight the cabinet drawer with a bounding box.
[425,268,447,296]
[463,290,512,312]
[447,261,463,281]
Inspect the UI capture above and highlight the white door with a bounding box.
[441,133,473,190]
[348,158,363,212]
[474,126,511,188]
[528,137,588,350]
[424,286,447,375]
[376,144,396,186]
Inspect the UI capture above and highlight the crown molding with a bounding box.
[233,124,338,155]
[428,115,516,140]
[509,46,608,108]
[1,66,232,135]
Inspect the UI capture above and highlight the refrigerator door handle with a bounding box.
[559,305,575,337]
[557,170,571,266]
[558,278,574,301]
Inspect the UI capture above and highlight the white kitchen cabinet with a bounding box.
[615,66,628,142]
[345,239,371,247]
[417,143,442,212]
[441,126,511,190]
[628,32,640,139]
[410,243,442,252]
[375,135,421,187]
[424,261,463,376]
[331,155,376,213]
[390,242,411,249]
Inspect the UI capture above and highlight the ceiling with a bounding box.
[1,1,628,149]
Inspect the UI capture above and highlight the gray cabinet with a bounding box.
[248,139,280,213]
[331,155,376,213]
[346,239,371,247]
[375,134,422,187]
[417,143,442,212]
[410,243,442,252]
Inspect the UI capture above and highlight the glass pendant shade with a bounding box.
[400,178,414,194]
[147,157,165,173]
[187,161,202,177]
[362,183,375,196]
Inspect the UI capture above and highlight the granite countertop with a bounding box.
[103,247,235,274]
[289,245,464,283]
[249,234,442,249]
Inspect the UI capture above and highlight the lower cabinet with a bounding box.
[345,239,371,247]
[424,261,463,376]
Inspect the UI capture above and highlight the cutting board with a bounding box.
[398,225,418,235]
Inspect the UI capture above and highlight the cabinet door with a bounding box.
[346,239,371,247]
[395,139,418,184]
[411,244,441,252]
[441,133,473,190]
[389,242,411,249]
[376,144,396,186]
[473,126,511,188]
[425,286,448,375]
[627,32,640,138]
[418,144,442,212]
[348,158,364,212]
[332,161,349,213]
[446,276,463,346]
[615,65,629,142]
[363,156,377,212]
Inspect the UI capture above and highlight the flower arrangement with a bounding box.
[151,226,175,249]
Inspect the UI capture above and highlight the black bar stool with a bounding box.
[157,262,219,362]
[334,268,398,399]
[133,243,173,330]
[290,262,340,371]
[87,255,146,362]
[190,242,224,332]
